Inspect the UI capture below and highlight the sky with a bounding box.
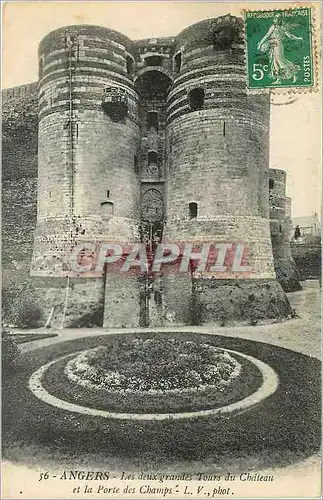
[2,1,322,218]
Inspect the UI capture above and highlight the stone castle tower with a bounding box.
[28,15,292,328]
[269,169,301,292]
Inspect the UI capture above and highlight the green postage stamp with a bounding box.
[245,7,314,89]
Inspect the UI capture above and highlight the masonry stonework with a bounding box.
[269,169,302,292]
[2,85,38,324]
[30,25,142,327]
[3,16,296,327]
[164,17,289,324]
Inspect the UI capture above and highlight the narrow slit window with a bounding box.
[189,202,198,219]
[134,155,139,174]
[174,52,182,73]
[107,190,110,199]
[269,179,274,190]
[188,88,205,111]
[126,56,134,76]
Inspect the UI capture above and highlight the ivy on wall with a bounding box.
[2,93,38,143]
[2,93,39,180]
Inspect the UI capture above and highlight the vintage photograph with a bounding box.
[2,1,322,498]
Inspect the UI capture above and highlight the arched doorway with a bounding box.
[140,188,164,247]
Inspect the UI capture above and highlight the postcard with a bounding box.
[2,1,322,498]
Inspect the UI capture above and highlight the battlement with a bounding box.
[2,82,38,101]
[135,37,175,51]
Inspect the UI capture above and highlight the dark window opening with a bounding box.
[145,55,163,67]
[279,224,282,234]
[134,70,172,100]
[134,155,139,174]
[49,191,52,198]
[107,190,110,198]
[188,88,205,111]
[174,52,182,73]
[223,121,226,137]
[269,179,274,190]
[189,202,198,219]
[126,56,134,76]
[146,111,159,131]
[148,150,158,166]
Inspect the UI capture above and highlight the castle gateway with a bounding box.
[3,16,300,328]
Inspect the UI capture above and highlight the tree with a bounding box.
[294,225,301,239]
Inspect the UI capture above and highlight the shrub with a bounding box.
[68,306,104,328]
[12,295,42,328]
[2,289,43,328]
[16,300,42,328]
[2,290,15,326]
[2,330,20,373]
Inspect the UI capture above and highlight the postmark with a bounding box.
[244,7,314,89]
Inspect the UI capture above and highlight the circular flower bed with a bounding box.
[4,333,321,469]
[65,338,242,395]
[41,335,263,414]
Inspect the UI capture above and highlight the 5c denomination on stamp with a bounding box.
[244,7,314,89]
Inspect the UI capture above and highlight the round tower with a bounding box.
[269,169,302,292]
[31,25,141,327]
[164,15,292,324]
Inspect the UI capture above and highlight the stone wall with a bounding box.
[2,85,39,323]
[269,169,301,292]
[291,244,321,280]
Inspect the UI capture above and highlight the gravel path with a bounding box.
[18,280,321,360]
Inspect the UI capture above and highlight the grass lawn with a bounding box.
[2,332,321,469]
[8,333,58,344]
[42,337,262,413]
